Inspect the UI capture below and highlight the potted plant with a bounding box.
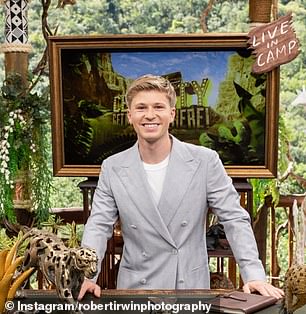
[0,73,51,225]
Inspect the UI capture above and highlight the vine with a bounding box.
[0,73,52,224]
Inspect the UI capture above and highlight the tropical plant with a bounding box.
[0,73,52,224]
[41,214,84,248]
[0,233,34,312]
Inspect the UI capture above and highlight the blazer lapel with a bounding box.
[158,136,201,227]
[113,143,177,248]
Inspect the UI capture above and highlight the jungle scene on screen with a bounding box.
[61,49,267,166]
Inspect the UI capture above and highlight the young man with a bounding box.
[78,74,283,300]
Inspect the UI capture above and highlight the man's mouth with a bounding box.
[142,123,159,128]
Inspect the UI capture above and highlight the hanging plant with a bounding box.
[0,73,51,225]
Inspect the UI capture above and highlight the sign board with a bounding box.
[247,13,300,74]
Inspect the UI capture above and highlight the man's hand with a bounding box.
[78,278,101,301]
[243,280,284,299]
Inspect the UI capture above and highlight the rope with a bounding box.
[271,0,278,21]
[0,43,32,53]
[249,22,267,31]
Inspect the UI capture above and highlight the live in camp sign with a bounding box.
[247,13,300,74]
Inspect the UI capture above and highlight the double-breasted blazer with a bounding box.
[82,135,266,289]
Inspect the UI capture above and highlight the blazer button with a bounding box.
[130,224,137,229]
[181,221,188,227]
[142,251,148,257]
[179,279,184,283]
[140,278,147,285]
[172,249,178,255]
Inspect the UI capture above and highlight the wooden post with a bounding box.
[270,205,277,285]
[249,0,272,23]
[0,0,32,83]
[248,0,275,283]
[4,52,29,82]
[0,0,32,219]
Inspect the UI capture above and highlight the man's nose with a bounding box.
[145,106,156,118]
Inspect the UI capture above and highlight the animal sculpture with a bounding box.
[281,264,306,313]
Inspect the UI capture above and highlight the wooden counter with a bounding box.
[9,289,294,313]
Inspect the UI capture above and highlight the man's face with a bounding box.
[127,90,176,144]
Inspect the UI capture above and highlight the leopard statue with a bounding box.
[281,264,306,314]
[19,228,98,310]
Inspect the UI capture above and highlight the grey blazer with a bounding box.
[82,136,266,289]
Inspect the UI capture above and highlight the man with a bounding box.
[78,74,283,300]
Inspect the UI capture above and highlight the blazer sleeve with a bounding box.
[81,158,119,281]
[206,150,266,284]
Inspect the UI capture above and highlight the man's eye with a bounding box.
[135,106,145,110]
[155,105,165,110]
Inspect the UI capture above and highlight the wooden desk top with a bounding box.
[11,289,293,313]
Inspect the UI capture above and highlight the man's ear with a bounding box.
[127,108,132,124]
[170,107,176,122]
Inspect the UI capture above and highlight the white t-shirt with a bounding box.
[143,155,170,206]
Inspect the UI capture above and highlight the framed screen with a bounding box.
[48,33,279,178]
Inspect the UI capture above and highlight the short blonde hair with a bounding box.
[126,74,177,108]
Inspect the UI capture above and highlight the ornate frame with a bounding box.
[48,33,279,178]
